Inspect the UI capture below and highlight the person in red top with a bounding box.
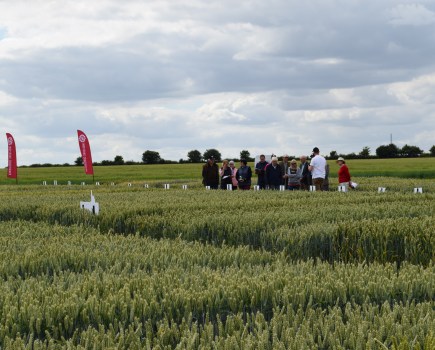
[336,157,351,191]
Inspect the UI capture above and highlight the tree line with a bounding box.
[19,144,435,168]
[180,144,434,164]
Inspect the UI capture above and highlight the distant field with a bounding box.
[1,157,434,185]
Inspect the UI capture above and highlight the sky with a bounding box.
[1,0,435,165]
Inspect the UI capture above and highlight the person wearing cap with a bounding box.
[202,156,219,189]
[266,156,282,190]
[299,155,312,190]
[235,159,252,190]
[219,159,233,190]
[337,157,351,191]
[287,159,302,190]
[279,154,291,187]
[229,160,238,190]
[308,147,326,191]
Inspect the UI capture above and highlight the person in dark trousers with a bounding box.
[219,159,233,190]
[299,155,311,190]
[202,157,219,189]
[236,159,252,190]
[266,156,282,190]
[255,154,268,189]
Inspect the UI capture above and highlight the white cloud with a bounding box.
[387,73,435,104]
[0,0,434,165]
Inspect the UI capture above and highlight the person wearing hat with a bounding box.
[337,157,351,191]
[308,147,326,191]
[287,159,302,190]
[202,156,219,189]
[279,154,291,187]
[266,156,282,190]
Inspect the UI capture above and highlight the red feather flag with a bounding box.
[77,130,94,175]
[6,133,17,179]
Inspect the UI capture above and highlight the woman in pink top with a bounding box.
[229,160,238,190]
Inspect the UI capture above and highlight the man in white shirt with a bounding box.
[308,147,326,191]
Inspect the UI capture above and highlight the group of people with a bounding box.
[202,147,352,191]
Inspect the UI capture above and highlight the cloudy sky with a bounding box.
[1,0,435,165]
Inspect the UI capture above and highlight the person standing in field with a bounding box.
[308,147,326,191]
[202,156,219,189]
[266,156,282,190]
[336,157,351,191]
[299,155,311,190]
[236,159,252,190]
[255,154,268,189]
[229,160,238,190]
[219,159,233,190]
[279,154,291,187]
[323,163,330,191]
[287,159,302,190]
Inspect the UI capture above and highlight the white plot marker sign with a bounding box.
[80,191,99,215]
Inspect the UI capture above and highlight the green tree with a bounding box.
[239,150,253,162]
[376,144,399,158]
[114,155,125,165]
[430,145,435,156]
[187,150,202,163]
[203,149,222,162]
[400,144,423,157]
[142,150,161,164]
[74,156,83,166]
[329,150,338,159]
[359,146,370,158]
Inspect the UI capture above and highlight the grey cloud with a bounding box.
[2,1,435,103]
[1,0,435,164]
